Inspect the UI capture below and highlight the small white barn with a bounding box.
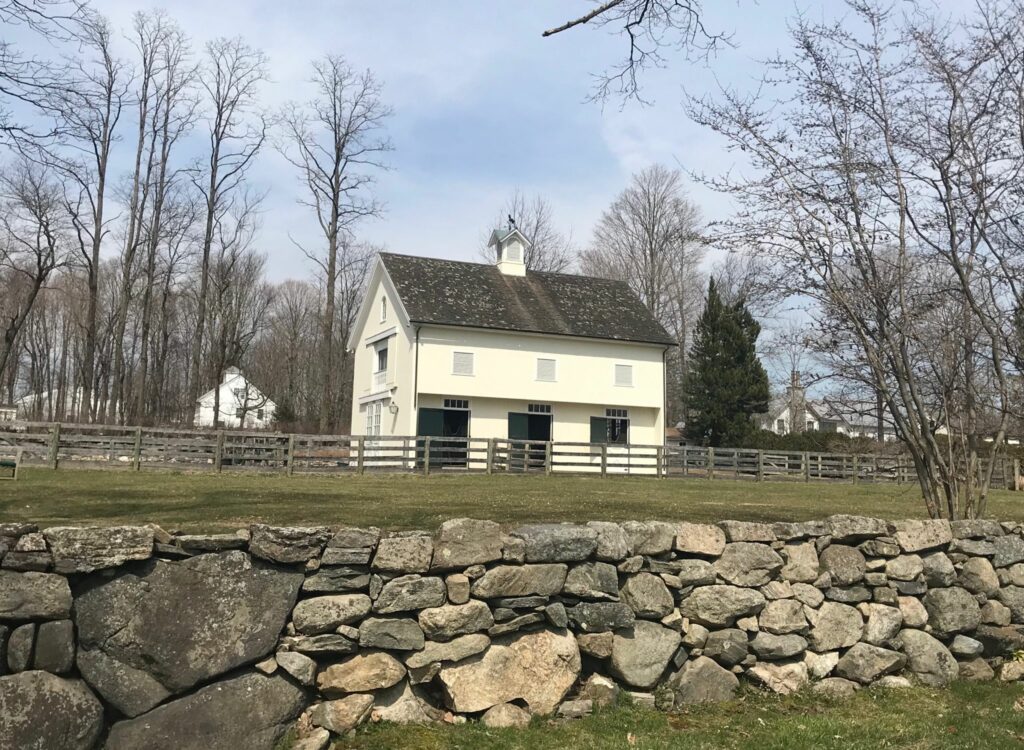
[0,404,16,422]
[194,368,276,429]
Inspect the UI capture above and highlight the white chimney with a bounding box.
[487,227,529,277]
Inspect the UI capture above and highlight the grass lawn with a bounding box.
[330,683,1024,750]
[2,467,1023,531]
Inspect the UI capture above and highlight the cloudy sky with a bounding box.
[22,1,965,281]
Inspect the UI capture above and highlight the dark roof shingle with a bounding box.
[380,253,675,346]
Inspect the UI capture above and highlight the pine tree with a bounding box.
[684,279,770,446]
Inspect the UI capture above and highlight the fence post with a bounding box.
[756,450,764,482]
[600,444,607,477]
[656,446,664,478]
[132,427,142,471]
[215,430,225,473]
[287,434,296,476]
[803,451,810,482]
[682,445,688,476]
[707,446,714,480]
[357,437,365,475]
[1014,458,1021,491]
[544,441,552,475]
[49,422,61,470]
[423,437,431,477]
[485,438,494,475]
[852,455,859,485]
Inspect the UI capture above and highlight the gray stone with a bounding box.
[0,671,103,750]
[859,539,900,557]
[557,698,593,719]
[675,523,727,556]
[438,628,581,715]
[825,586,871,604]
[923,587,981,635]
[975,624,1024,656]
[374,575,446,613]
[286,634,358,656]
[681,622,710,649]
[951,539,995,556]
[489,612,545,637]
[564,562,619,600]
[951,519,1004,538]
[813,677,859,697]
[446,573,470,604]
[501,536,526,563]
[982,600,1012,626]
[430,518,503,570]
[666,655,739,705]
[748,660,809,694]
[618,555,643,573]
[703,628,748,667]
[0,570,71,621]
[405,633,490,669]
[998,586,1024,623]
[819,545,866,585]
[249,524,330,563]
[7,623,33,672]
[471,564,568,598]
[679,585,766,628]
[792,582,825,608]
[176,532,249,552]
[579,673,621,707]
[874,675,913,688]
[293,594,371,635]
[609,620,681,689]
[545,601,568,628]
[806,602,863,651]
[587,521,630,561]
[74,552,302,700]
[43,526,153,573]
[921,551,956,587]
[897,596,928,628]
[960,557,999,596]
[863,604,903,646]
[673,559,717,587]
[900,628,958,686]
[105,672,305,750]
[372,679,443,724]
[993,535,1024,567]
[577,631,614,658]
[76,647,171,717]
[373,534,433,573]
[318,651,406,694]
[328,527,381,549]
[835,643,905,684]
[481,702,532,728]
[32,619,73,673]
[302,567,370,593]
[713,543,783,586]
[772,520,828,540]
[276,650,317,685]
[620,573,674,619]
[719,520,776,542]
[892,520,952,553]
[950,635,985,657]
[827,515,888,542]
[780,542,819,583]
[511,524,598,562]
[758,598,807,634]
[359,617,425,650]
[322,547,372,566]
[1,550,50,572]
[751,632,807,660]
[884,555,923,581]
[567,601,636,632]
[804,650,840,679]
[419,601,494,641]
[959,657,995,681]
[621,520,677,555]
[311,694,375,733]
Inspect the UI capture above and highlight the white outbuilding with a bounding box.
[194,367,276,429]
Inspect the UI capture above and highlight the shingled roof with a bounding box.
[380,252,676,346]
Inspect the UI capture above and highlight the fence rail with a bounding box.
[0,421,1018,487]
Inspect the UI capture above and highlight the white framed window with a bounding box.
[614,364,634,387]
[536,358,556,382]
[452,351,474,376]
[444,398,469,410]
[528,403,551,414]
[380,296,387,322]
[365,401,382,436]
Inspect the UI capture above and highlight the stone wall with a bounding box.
[2,516,1024,749]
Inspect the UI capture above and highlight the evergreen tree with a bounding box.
[685,279,770,446]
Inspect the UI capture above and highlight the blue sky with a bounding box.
[27,1,965,280]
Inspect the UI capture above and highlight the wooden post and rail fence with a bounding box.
[0,420,1020,488]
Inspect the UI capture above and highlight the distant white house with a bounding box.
[0,404,16,422]
[16,388,109,422]
[194,368,276,429]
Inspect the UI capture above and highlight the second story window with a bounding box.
[380,296,387,322]
[536,358,556,382]
[376,346,388,374]
[452,351,474,376]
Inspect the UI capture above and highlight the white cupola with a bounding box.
[487,226,530,276]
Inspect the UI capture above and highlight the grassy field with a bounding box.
[330,684,1024,750]
[1,466,1022,530]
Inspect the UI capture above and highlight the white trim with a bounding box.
[416,322,672,350]
[358,391,393,406]
[365,326,397,346]
[346,258,413,351]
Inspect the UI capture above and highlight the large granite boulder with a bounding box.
[892,520,952,553]
[834,643,905,684]
[780,543,820,583]
[713,543,783,586]
[675,523,727,557]
[318,652,406,694]
[564,562,619,600]
[959,557,999,596]
[667,656,738,705]
[418,601,494,641]
[471,564,568,598]
[74,551,302,715]
[819,545,866,586]
[0,570,72,621]
[679,585,765,627]
[0,671,103,750]
[430,518,503,571]
[105,672,305,750]
[621,521,677,555]
[806,602,863,651]
[372,534,433,573]
[43,526,153,573]
[758,599,807,635]
[292,594,371,635]
[566,601,636,633]
[510,524,598,562]
[437,628,580,714]
[993,535,1024,568]
[373,575,446,613]
[826,515,887,542]
[900,629,958,686]
[249,525,330,563]
[922,587,981,636]
[586,522,630,561]
[609,620,681,688]
[619,573,674,619]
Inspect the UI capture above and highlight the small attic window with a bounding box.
[380,296,387,322]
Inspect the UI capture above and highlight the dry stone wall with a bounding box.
[3,516,1024,749]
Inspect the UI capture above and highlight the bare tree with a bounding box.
[0,161,68,379]
[279,54,390,432]
[480,190,574,272]
[187,36,267,425]
[542,0,730,102]
[688,0,1024,519]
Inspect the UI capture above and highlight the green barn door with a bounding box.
[417,408,445,467]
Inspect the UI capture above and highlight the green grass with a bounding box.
[1,467,1022,531]
[331,683,1024,750]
